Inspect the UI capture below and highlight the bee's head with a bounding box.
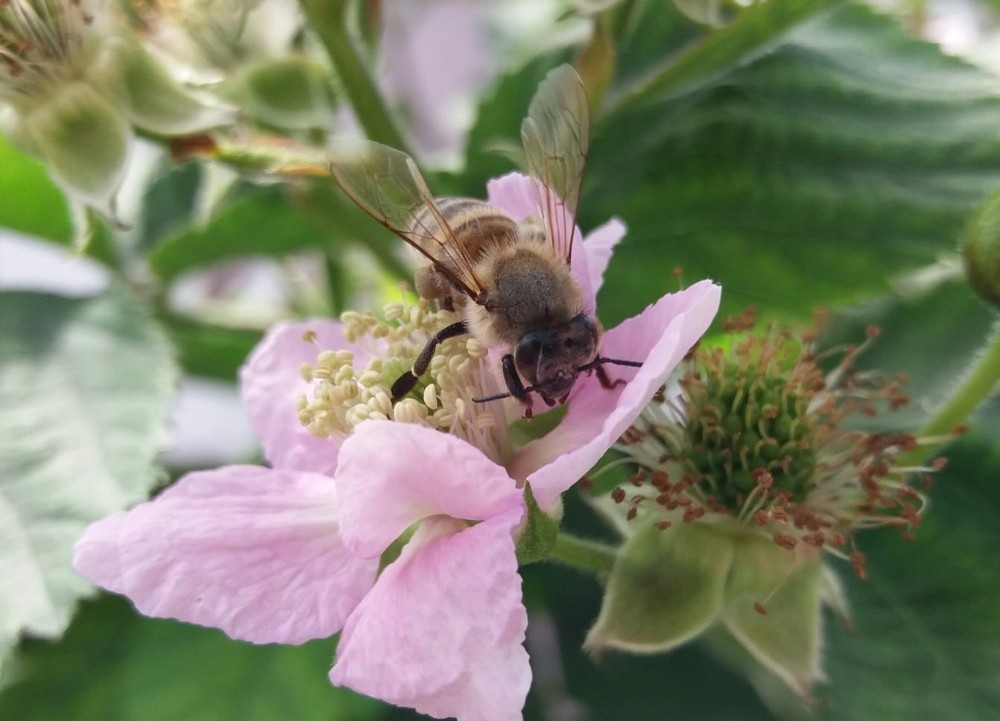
[514,313,599,402]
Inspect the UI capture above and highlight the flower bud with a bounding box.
[222,56,335,131]
[86,36,234,136]
[961,187,1000,311]
[22,81,130,209]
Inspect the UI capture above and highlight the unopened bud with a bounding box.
[23,81,130,208]
[222,56,335,131]
[961,187,1000,311]
[87,37,234,136]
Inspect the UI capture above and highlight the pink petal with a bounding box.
[240,320,360,475]
[331,509,529,721]
[335,420,522,558]
[73,466,378,644]
[582,218,626,298]
[509,280,721,508]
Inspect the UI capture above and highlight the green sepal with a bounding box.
[24,81,130,209]
[585,521,734,654]
[515,483,560,565]
[222,56,336,131]
[721,537,825,697]
[87,37,233,136]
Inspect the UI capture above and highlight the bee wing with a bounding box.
[520,64,590,266]
[328,138,486,301]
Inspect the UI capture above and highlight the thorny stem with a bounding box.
[900,322,1000,466]
[548,533,617,574]
[297,0,411,154]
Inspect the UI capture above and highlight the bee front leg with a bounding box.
[391,321,469,400]
[500,354,535,419]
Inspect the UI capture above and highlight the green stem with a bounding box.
[548,533,618,574]
[902,323,1000,464]
[298,0,411,154]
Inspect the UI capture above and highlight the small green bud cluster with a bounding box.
[1,0,230,209]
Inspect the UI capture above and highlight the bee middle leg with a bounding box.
[391,320,469,400]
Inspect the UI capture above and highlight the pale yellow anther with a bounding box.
[300,363,315,382]
[373,391,393,415]
[433,410,453,428]
[372,325,390,339]
[368,411,389,422]
[358,369,383,387]
[409,306,423,326]
[466,338,486,359]
[423,383,439,410]
[454,398,468,419]
[317,349,339,365]
[393,398,428,424]
[448,354,466,374]
[340,379,360,400]
[477,412,497,430]
[335,365,355,384]
[384,303,405,321]
[295,394,308,411]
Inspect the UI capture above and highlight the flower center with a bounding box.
[297,299,510,462]
[612,313,934,575]
[0,0,93,104]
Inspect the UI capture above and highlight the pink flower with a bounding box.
[73,174,721,721]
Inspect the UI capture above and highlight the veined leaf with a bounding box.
[0,287,176,668]
[0,135,73,244]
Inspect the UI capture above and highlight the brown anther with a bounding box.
[754,602,768,615]
[683,507,706,523]
[850,550,867,579]
[754,510,769,526]
[629,471,646,487]
[751,468,774,489]
[865,325,882,339]
[952,423,968,436]
[610,487,626,504]
[656,520,672,530]
[773,533,798,550]
[931,457,948,471]
[803,533,826,548]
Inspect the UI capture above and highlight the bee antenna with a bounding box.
[579,356,643,372]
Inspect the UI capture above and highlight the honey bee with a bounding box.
[328,64,639,412]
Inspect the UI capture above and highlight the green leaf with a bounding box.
[160,313,262,382]
[820,267,996,434]
[0,287,177,668]
[817,432,1000,719]
[587,2,1000,322]
[0,134,73,243]
[148,185,328,281]
[604,0,841,114]
[0,595,385,721]
[585,521,733,653]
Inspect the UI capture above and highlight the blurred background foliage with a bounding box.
[2,0,1000,719]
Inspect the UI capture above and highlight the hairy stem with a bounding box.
[297,0,410,153]
[548,533,617,574]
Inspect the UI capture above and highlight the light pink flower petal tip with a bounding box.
[511,279,722,508]
[240,319,355,476]
[74,466,378,645]
[331,509,529,721]
[335,420,522,559]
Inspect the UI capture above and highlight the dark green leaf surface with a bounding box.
[148,185,329,281]
[590,3,1000,323]
[819,432,1000,720]
[0,595,385,721]
[0,287,176,667]
[160,313,263,382]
